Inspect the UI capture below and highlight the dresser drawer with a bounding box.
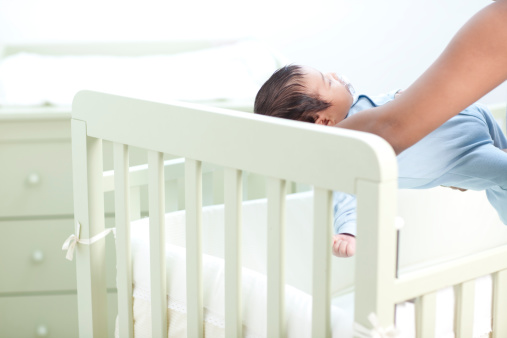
[0,218,117,293]
[0,141,73,217]
[0,292,117,338]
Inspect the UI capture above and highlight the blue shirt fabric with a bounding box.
[334,91,507,236]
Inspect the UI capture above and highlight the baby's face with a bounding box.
[302,66,354,126]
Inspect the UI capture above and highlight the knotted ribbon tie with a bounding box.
[62,222,116,261]
[353,313,401,338]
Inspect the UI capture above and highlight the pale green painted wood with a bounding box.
[312,188,333,338]
[166,179,179,212]
[203,171,214,206]
[148,150,167,338]
[454,280,475,338]
[0,218,77,293]
[0,293,117,338]
[185,159,204,338]
[71,119,108,338]
[72,91,399,335]
[72,91,397,196]
[0,141,74,217]
[114,143,134,338]
[267,177,287,337]
[129,186,141,220]
[103,158,220,212]
[213,168,225,205]
[103,158,185,192]
[224,168,243,337]
[492,269,507,337]
[354,179,398,329]
[394,244,507,303]
[0,217,117,293]
[415,292,437,338]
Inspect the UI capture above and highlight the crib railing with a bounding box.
[71,90,399,337]
[71,91,507,338]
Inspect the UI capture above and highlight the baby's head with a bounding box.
[254,64,355,126]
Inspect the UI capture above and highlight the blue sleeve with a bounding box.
[332,191,357,236]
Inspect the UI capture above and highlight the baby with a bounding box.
[254,65,507,258]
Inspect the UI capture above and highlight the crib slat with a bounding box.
[354,179,397,329]
[312,188,333,338]
[415,292,437,338]
[185,159,204,338]
[267,177,287,337]
[71,120,108,337]
[148,151,167,338]
[224,168,243,337]
[454,279,475,338]
[492,269,507,337]
[114,143,134,338]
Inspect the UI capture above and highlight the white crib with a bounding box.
[69,90,507,337]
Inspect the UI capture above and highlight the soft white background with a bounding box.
[0,0,505,104]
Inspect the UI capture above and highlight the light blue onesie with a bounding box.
[334,91,507,236]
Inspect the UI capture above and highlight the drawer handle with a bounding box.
[36,325,48,337]
[32,250,44,263]
[26,173,41,186]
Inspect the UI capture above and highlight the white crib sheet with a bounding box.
[124,242,353,338]
[118,192,493,337]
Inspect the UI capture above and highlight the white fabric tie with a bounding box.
[62,222,116,261]
[353,313,401,338]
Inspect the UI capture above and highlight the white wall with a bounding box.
[0,0,505,104]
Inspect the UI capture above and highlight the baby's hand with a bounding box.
[332,234,356,258]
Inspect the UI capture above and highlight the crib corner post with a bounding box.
[354,178,398,329]
[71,119,108,338]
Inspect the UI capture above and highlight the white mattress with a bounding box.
[118,192,493,337]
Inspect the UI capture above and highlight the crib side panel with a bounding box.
[71,119,108,337]
[72,91,400,336]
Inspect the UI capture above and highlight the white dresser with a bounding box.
[0,108,118,338]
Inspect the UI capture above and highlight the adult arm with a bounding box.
[336,0,507,154]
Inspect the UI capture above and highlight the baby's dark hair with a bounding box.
[254,65,331,123]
